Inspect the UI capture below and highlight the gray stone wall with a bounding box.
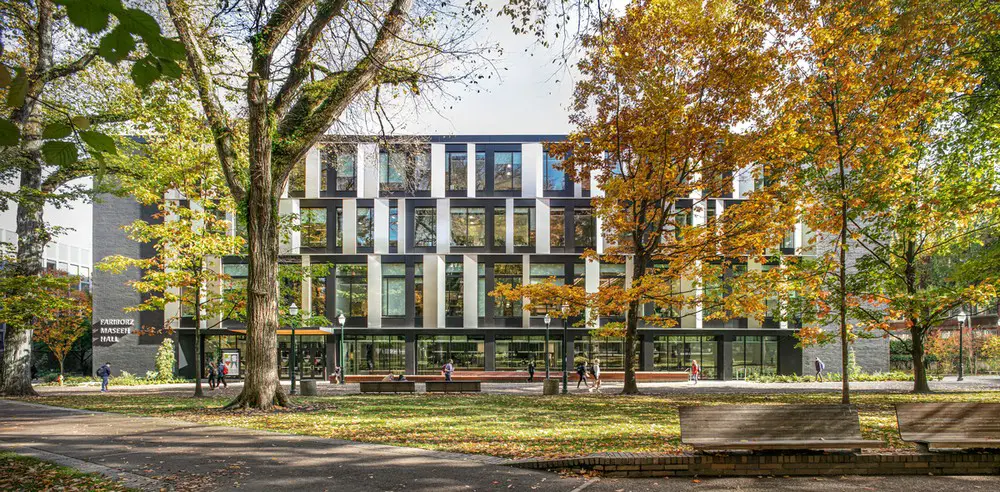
[91,194,165,376]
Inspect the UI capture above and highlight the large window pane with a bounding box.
[346,335,405,374]
[543,151,565,191]
[388,206,398,249]
[513,207,535,247]
[301,208,327,248]
[451,207,486,247]
[414,263,423,318]
[475,152,486,191]
[288,160,305,195]
[446,152,467,191]
[574,208,595,248]
[417,335,484,373]
[445,262,463,316]
[357,207,373,247]
[493,263,523,316]
[550,207,565,247]
[381,264,406,317]
[573,336,625,370]
[494,152,522,191]
[335,264,368,318]
[493,207,505,248]
[413,207,436,247]
[323,146,356,191]
[529,263,564,315]
[653,336,718,379]
[495,335,563,371]
[312,276,327,317]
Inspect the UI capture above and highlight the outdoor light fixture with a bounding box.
[957,310,966,381]
[543,312,552,380]
[561,303,570,394]
[338,312,347,385]
[288,303,299,395]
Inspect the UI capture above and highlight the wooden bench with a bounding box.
[425,381,481,393]
[359,381,416,393]
[679,405,883,452]
[896,403,1000,452]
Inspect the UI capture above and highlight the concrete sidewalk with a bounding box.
[3,399,999,492]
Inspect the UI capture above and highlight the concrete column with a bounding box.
[485,333,496,371]
[536,199,550,254]
[397,198,407,254]
[585,257,599,329]
[436,199,450,254]
[642,331,655,371]
[374,198,389,254]
[305,146,321,198]
[521,255,531,328]
[466,143,476,197]
[405,333,417,374]
[522,142,542,198]
[721,334,734,380]
[343,199,357,255]
[463,254,478,329]
[279,198,299,254]
[360,143,379,198]
[301,256,312,319]
[367,255,381,328]
[431,143,446,198]
[505,198,514,254]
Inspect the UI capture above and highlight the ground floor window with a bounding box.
[203,334,246,376]
[495,335,563,371]
[345,335,406,374]
[733,335,779,380]
[417,335,485,373]
[653,335,718,379]
[278,335,326,380]
[573,336,625,370]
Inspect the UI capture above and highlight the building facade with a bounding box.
[93,135,888,379]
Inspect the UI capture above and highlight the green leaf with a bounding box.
[5,70,27,108]
[146,37,186,61]
[0,118,20,146]
[71,116,91,130]
[0,64,11,88]
[80,130,117,154]
[42,122,73,139]
[158,59,183,79]
[98,26,136,64]
[41,141,79,166]
[65,1,110,34]
[118,9,161,39]
[130,57,161,89]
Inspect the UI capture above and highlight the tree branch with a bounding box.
[42,48,98,82]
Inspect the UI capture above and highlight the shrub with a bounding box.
[745,371,941,383]
[154,338,176,380]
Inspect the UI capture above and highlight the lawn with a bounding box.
[0,451,134,492]
[20,391,1000,459]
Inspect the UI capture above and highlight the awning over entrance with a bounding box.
[227,329,332,336]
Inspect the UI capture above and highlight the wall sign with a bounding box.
[94,318,134,346]
[222,349,240,377]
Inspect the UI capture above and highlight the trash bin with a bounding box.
[543,378,559,395]
[300,380,318,396]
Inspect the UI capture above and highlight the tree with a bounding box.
[33,285,90,385]
[161,0,500,409]
[0,0,184,396]
[773,0,982,402]
[495,0,796,394]
[97,89,245,397]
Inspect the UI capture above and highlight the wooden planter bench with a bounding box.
[896,403,1000,452]
[425,381,481,393]
[679,404,882,452]
[359,381,416,393]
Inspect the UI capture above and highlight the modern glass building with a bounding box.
[93,135,871,380]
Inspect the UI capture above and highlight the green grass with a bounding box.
[0,451,134,492]
[18,391,1000,459]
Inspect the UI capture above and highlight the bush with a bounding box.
[155,339,176,380]
[745,371,941,383]
[39,371,193,387]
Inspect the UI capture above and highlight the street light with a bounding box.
[288,303,299,395]
[561,303,569,394]
[543,312,552,380]
[957,310,966,381]
[338,312,347,385]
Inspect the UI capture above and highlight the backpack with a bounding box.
[222,365,229,375]
[97,366,108,377]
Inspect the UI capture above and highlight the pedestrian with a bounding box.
[576,360,589,389]
[527,360,536,382]
[97,362,112,392]
[690,359,700,385]
[442,359,454,382]
[207,362,217,390]
[333,365,342,384]
[217,360,228,388]
[814,357,825,381]
[589,358,602,392]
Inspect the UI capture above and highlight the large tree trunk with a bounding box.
[622,299,640,395]
[1,328,37,395]
[910,325,931,393]
[193,284,204,397]
[226,67,287,410]
[838,152,850,405]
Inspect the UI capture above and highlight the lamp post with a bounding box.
[957,310,966,382]
[338,312,347,384]
[561,303,569,394]
[543,313,552,380]
[288,303,299,395]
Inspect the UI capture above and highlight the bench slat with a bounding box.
[680,405,873,452]
[687,439,882,450]
[896,403,1000,447]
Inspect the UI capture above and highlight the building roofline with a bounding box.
[318,134,569,144]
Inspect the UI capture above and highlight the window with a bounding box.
[323,147,356,192]
[312,276,327,317]
[288,160,305,195]
[413,207,436,247]
[493,263,523,317]
[493,207,506,248]
[417,335,485,373]
[574,336,625,370]
[414,263,424,318]
[550,207,565,247]
[380,149,431,192]
[529,263,564,315]
[513,207,535,247]
[388,206,398,249]
[450,207,486,247]
[475,152,486,191]
[446,262,463,316]
[653,336,718,379]
[781,229,795,250]
[572,262,586,289]
[495,336,563,371]
[357,207,373,247]
[301,208,327,248]
[379,151,403,191]
[335,265,368,318]
[543,151,565,191]
[733,336,779,379]
[345,335,406,374]
[446,152,467,191]
[381,264,406,317]
[574,208,595,248]
[478,264,486,317]
[493,151,522,191]
[600,263,626,290]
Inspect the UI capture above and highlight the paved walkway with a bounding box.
[3,399,1000,491]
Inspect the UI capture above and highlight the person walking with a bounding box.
[589,358,602,392]
[576,360,589,389]
[97,362,112,392]
[443,359,454,382]
[527,360,536,382]
[814,357,825,381]
[690,359,700,385]
[206,362,217,390]
[217,360,228,388]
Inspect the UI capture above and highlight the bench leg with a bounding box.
[915,443,930,453]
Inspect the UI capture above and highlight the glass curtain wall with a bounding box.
[732,335,779,379]
[495,335,562,371]
[345,335,406,374]
[417,335,485,373]
[653,336,718,379]
[278,335,326,379]
[573,336,625,369]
